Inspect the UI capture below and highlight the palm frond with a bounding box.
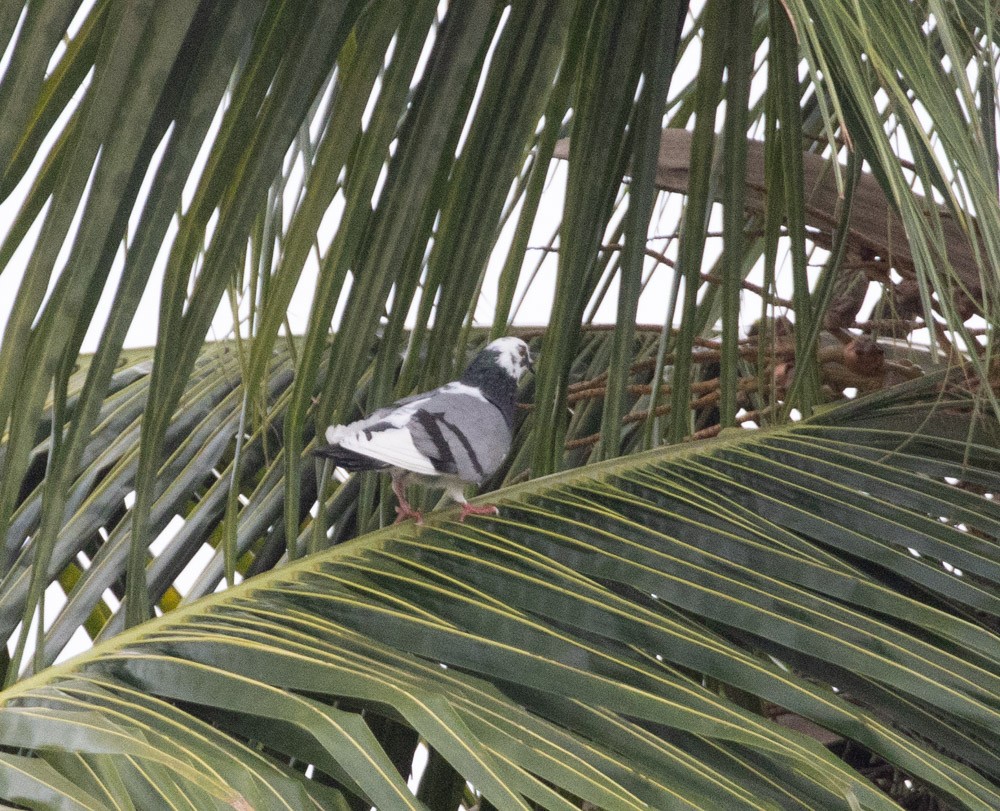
[1,376,999,809]
[1,1,1000,806]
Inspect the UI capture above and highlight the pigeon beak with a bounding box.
[526,351,535,373]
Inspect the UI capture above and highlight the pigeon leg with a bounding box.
[391,475,423,524]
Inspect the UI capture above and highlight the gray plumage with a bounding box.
[314,337,533,522]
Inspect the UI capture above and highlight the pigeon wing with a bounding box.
[318,382,510,480]
[406,387,511,485]
[319,395,439,475]
[332,422,440,475]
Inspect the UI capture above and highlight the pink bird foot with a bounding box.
[394,505,424,525]
[391,477,423,524]
[458,503,499,522]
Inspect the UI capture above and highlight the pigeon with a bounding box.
[314,337,533,523]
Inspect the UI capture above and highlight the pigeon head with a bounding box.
[465,337,533,381]
[459,337,533,418]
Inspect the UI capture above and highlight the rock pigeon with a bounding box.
[314,337,533,523]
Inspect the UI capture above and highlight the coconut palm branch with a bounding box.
[0,0,998,808]
[1,371,1000,809]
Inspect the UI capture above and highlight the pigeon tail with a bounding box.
[313,443,390,472]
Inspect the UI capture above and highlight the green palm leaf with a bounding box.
[2,375,999,809]
[2,0,1000,807]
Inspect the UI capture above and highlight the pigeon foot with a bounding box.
[394,504,424,525]
[391,477,422,524]
[458,503,499,522]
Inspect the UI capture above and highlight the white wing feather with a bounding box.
[325,396,437,475]
[325,395,432,445]
[336,426,438,474]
